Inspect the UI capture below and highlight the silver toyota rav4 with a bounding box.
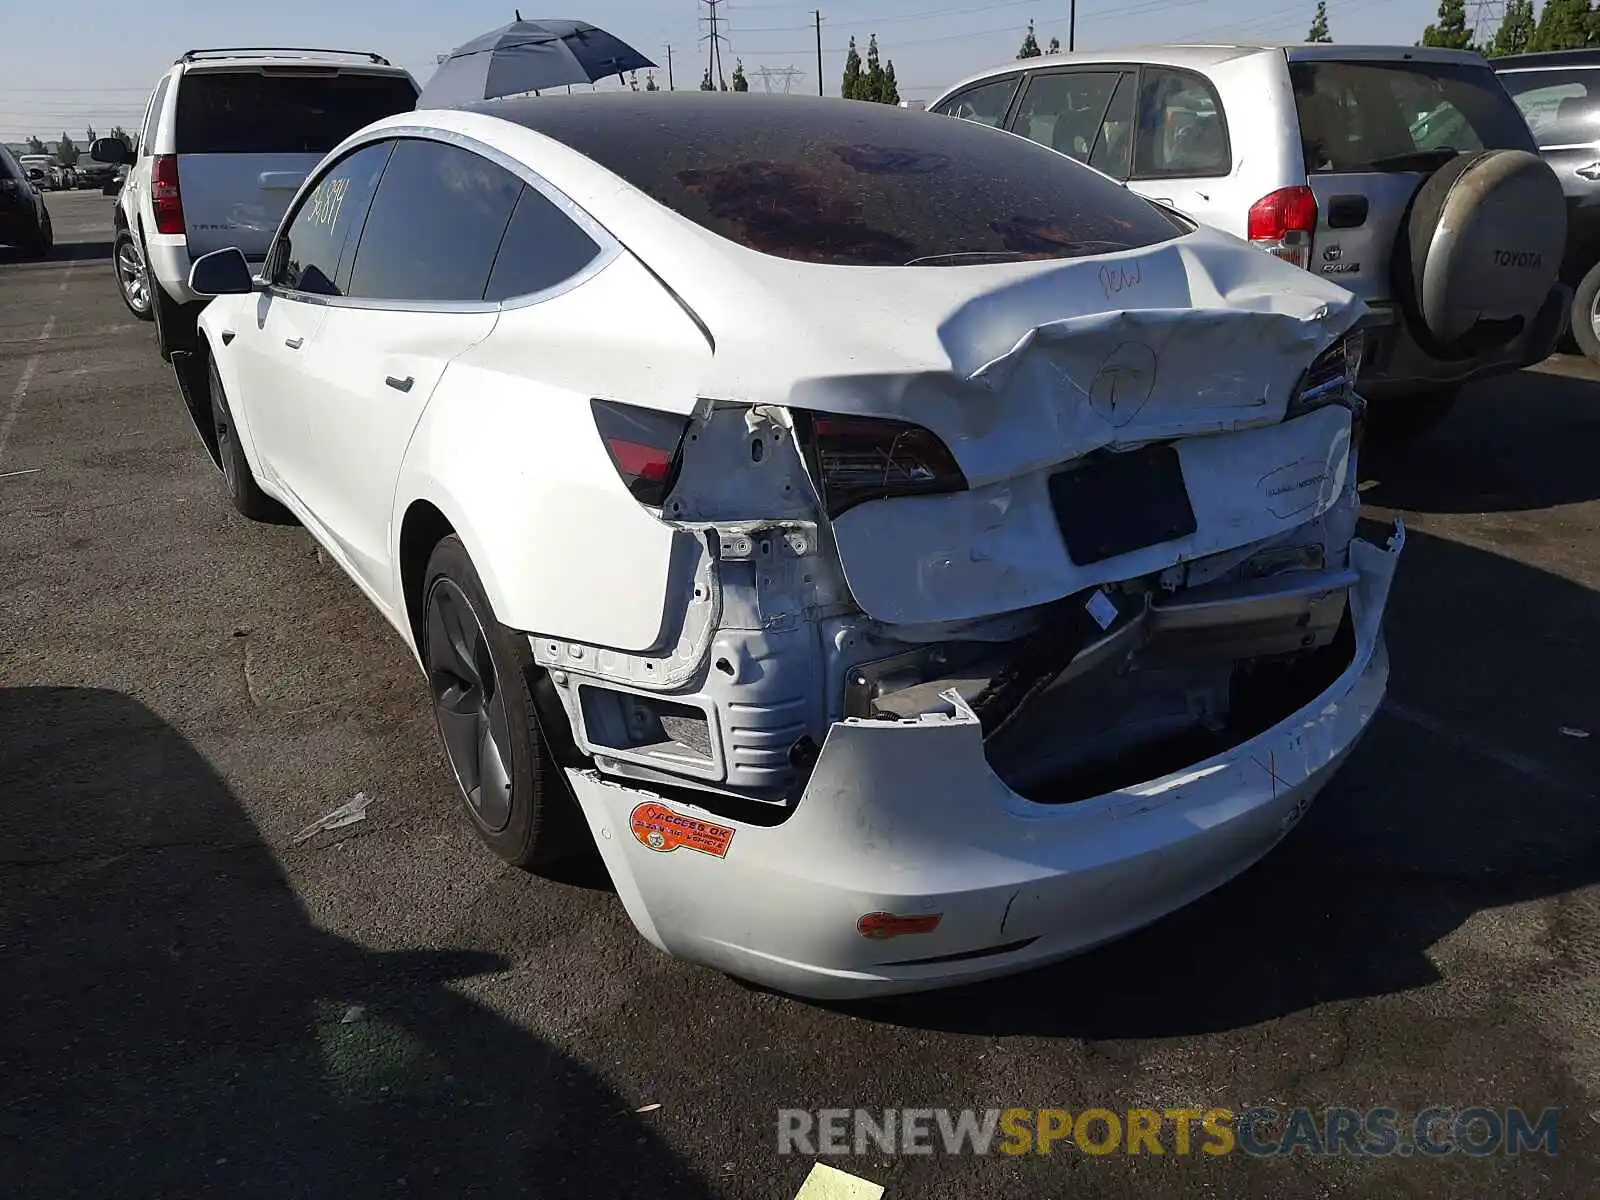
[931,43,1571,438]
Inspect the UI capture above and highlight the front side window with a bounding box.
[273,141,394,296]
[1009,71,1123,163]
[932,76,1021,128]
[345,139,522,302]
[1133,68,1230,178]
[1501,69,1600,147]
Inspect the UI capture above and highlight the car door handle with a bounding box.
[385,375,414,393]
[1577,161,1600,181]
[284,336,303,350]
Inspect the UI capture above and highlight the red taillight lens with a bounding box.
[152,154,184,236]
[802,412,968,519]
[591,398,690,506]
[1247,186,1317,270]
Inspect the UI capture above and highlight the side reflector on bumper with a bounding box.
[857,911,943,940]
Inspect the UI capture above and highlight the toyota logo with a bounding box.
[1322,244,1343,262]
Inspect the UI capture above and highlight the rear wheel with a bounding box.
[22,209,52,259]
[423,535,572,870]
[1364,387,1459,444]
[1570,260,1600,368]
[114,229,154,320]
[207,356,289,522]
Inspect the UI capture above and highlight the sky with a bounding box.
[2,0,1460,143]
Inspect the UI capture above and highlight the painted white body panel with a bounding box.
[573,526,1401,999]
[196,102,1398,996]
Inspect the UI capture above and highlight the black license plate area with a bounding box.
[1048,443,1198,566]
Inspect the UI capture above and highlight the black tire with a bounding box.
[1570,260,1600,368]
[1364,387,1459,444]
[423,535,572,870]
[114,228,155,321]
[207,356,290,522]
[21,208,52,259]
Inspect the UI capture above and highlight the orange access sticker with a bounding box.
[629,802,735,858]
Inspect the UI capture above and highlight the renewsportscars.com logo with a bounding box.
[777,1106,1561,1158]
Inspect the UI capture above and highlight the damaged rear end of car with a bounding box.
[533,225,1402,998]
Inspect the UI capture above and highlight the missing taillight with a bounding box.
[591,398,691,507]
[1287,330,1366,420]
[798,411,967,519]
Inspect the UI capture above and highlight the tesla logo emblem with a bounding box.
[1322,244,1343,262]
[1090,342,1158,427]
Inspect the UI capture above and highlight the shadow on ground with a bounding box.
[0,687,711,1199]
[1363,364,1600,513]
[0,239,113,266]
[848,523,1600,1038]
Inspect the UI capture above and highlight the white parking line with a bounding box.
[0,262,75,467]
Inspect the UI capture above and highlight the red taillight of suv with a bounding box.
[1247,186,1318,271]
[151,154,185,236]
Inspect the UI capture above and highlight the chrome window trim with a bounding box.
[265,124,622,314]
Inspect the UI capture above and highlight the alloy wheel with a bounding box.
[426,578,515,833]
[118,238,150,314]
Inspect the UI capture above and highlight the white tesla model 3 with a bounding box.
[187,93,1402,999]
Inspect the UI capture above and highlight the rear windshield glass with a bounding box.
[477,93,1185,266]
[1289,59,1536,173]
[176,70,417,155]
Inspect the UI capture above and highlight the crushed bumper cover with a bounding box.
[566,525,1404,1000]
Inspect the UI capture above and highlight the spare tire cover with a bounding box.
[1403,149,1566,345]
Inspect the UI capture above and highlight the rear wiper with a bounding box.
[1366,147,1462,171]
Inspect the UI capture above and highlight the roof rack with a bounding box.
[177,47,392,66]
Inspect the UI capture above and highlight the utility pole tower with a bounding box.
[814,10,824,96]
[700,0,730,91]
[665,43,675,91]
[1470,0,1505,46]
[753,65,805,95]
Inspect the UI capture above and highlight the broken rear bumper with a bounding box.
[566,525,1403,1001]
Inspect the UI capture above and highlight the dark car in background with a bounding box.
[0,144,53,257]
[1495,48,1600,364]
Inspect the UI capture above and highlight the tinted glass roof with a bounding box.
[465,93,1183,267]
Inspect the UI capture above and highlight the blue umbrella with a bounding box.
[419,15,657,107]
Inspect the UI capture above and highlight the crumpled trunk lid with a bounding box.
[692,227,1366,626]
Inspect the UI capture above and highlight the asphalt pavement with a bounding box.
[2,192,1597,1199]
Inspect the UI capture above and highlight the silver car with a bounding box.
[931,44,1571,438]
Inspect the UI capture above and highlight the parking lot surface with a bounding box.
[3,192,1597,1198]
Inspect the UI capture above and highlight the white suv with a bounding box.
[931,44,1571,438]
[91,47,418,363]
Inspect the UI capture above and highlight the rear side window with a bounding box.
[932,76,1021,128]
[1010,71,1123,163]
[484,185,602,302]
[141,76,170,155]
[1133,68,1229,178]
[175,70,417,155]
[0,148,14,181]
[274,141,395,295]
[346,139,522,302]
[1501,69,1600,147]
[1289,59,1537,173]
[487,94,1184,267]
